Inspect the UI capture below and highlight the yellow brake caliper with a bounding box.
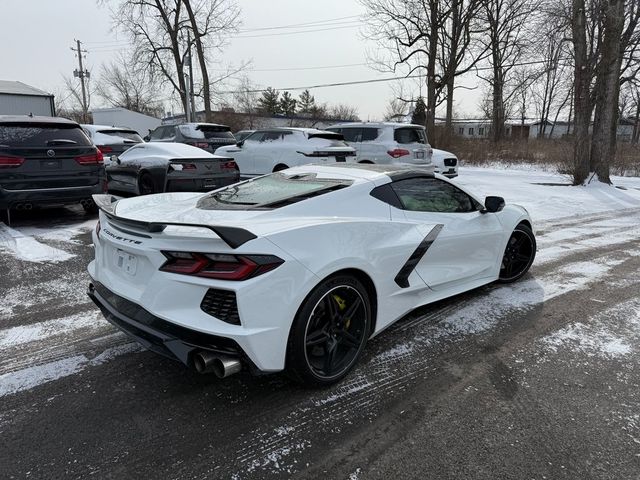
[332,294,351,329]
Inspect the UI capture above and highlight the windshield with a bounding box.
[179,124,234,140]
[97,130,143,142]
[0,123,92,147]
[196,172,352,210]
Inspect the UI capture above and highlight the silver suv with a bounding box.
[325,122,433,170]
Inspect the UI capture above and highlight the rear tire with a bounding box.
[286,274,371,387]
[138,172,155,195]
[498,224,536,283]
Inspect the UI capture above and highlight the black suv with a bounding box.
[0,115,106,218]
[146,123,236,153]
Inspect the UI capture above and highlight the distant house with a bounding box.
[91,107,162,137]
[0,80,55,116]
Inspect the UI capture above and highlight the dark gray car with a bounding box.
[146,123,236,153]
[0,115,106,219]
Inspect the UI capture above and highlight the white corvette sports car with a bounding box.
[88,164,536,386]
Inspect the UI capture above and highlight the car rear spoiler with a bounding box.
[92,194,257,249]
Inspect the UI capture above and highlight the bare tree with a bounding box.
[96,53,164,118]
[232,76,261,129]
[438,0,487,134]
[59,74,94,123]
[182,0,241,121]
[328,104,360,121]
[384,95,409,121]
[361,0,446,143]
[109,0,240,119]
[477,0,539,142]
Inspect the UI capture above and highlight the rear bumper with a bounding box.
[0,183,105,210]
[87,281,251,370]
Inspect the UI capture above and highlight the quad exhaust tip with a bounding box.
[14,203,33,211]
[193,351,242,378]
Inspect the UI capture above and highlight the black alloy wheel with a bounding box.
[287,275,371,386]
[139,173,155,195]
[498,224,536,283]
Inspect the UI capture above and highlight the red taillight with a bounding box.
[160,252,283,281]
[220,160,238,171]
[75,151,104,165]
[0,155,25,168]
[387,148,411,158]
[97,145,113,154]
[191,142,209,149]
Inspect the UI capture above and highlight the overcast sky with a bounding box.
[2,0,482,120]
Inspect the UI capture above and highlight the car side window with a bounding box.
[161,126,176,139]
[340,128,362,142]
[361,128,379,141]
[149,127,163,140]
[262,131,283,142]
[244,132,265,143]
[391,177,476,213]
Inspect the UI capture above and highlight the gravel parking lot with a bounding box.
[2,167,640,479]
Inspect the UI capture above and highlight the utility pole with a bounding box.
[71,39,90,123]
[186,30,196,121]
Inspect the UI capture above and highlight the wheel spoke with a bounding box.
[342,295,362,321]
[515,253,530,263]
[323,340,338,375]
[338,330,361,349]
[306,328,329,347]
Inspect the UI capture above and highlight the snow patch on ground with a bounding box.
[0,223,75,262]
[244,440,310,475]
[18,218,95,245]
[0,343,141,397]
[0,310,106,350]
[539,300,640,360]
[0,278,90,320]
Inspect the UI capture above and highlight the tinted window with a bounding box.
[149,127,164,140]
[179,124,234,139]
[97,130,143,142]
[361,128,380,141]
[161,126,176,139]
[196,172,352,210]
[391,177,476,213]
[0,123,92,147]
[394,127,427,144]
[338,128,362,142]
[244,131,265,143]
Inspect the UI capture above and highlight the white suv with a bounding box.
[215,127,356,178]
[325,122,434,170]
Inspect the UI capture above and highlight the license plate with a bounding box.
[415,151,425,159]
[204,179,217,188]
[40,159,61,169]
[114,249,137,276]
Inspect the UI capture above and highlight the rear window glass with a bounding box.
[0,124,92,147]
[362,128,380,141]
[179,124,234,140]
[394,127,427,144]
[97,130,143,142]
[196,172,352,210]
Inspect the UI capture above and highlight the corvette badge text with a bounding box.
[102,228,143,245]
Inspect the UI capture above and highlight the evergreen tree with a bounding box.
[258,87,281,114]
[411,97,427,126]
[279,91,297,117]
[297,89,316,113]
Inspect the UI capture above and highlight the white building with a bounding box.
[0,80,55,116]
[91,107,162,137]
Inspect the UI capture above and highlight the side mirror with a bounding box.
[143,135,150,142]
[236,140,244,147]
[483,196,505,213]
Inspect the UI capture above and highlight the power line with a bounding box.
[247,62,369,72]
[237,15,361,32]
[220,58,578,95]
[235,24,360,39]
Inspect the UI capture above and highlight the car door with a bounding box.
[254,130,286,173]
[390,176,504,291]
